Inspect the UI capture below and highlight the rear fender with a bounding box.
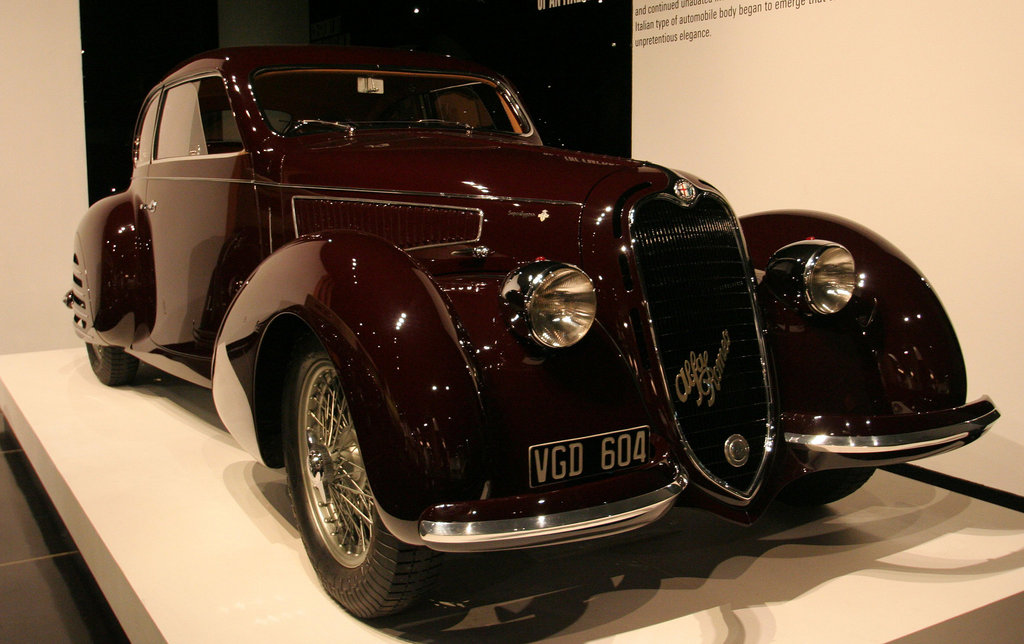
[72,192,155,346]
[212,232,486,525]
[740,210,967,416]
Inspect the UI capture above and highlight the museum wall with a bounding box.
[632,0,1023,493]
[0,0,88,355]
[0,0,304,355]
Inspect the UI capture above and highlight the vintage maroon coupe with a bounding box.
[66,46,998,617]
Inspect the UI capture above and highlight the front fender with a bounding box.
[740,210,967,416]
[212,232,486,525]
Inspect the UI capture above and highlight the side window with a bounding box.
[155,77,243,160]
[133,95,160,166]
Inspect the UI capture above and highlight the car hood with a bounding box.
[274,131,639,205]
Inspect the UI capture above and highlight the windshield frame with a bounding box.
[250,65,537,139]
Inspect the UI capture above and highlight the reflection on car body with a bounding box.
[66,46,998,617]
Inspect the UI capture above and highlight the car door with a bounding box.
[141,74,262,372]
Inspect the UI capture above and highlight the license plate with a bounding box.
[529,426,650,488]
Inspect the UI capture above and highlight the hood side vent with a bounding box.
[292,197,482,250]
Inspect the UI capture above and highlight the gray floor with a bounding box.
[0,415,126,643]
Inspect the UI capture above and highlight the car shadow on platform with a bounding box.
[67,354,1023,642]
[368,472,1024,643]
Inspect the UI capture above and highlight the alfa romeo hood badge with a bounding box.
[673,177,699,205]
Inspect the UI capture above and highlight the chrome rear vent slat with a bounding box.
[71,253,90,330]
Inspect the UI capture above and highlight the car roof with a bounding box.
[163,45,504,85]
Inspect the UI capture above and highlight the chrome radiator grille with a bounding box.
[630,196,771,494]
[292,198,482,249]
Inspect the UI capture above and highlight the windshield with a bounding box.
[252,68,530,136]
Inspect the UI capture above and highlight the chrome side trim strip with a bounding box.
[149,150,247,165]
[419,476,685,546]
[144,175,583,207]
[279,182,582,207]
[145,176,253,184]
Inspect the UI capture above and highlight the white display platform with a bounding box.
[2,348,1023,643]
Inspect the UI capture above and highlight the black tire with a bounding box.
[282,338,441,618]
[776,467,875,507]
[86,343,139,386]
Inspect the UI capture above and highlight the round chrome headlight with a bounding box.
[804,245,856,314]
[501,262,597,348]
[766,240,856,315]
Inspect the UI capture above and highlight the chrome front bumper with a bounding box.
[418,474,686,552]
[783,397,998,460]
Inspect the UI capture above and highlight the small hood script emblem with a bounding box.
[674,329,730,407]
[508,209,551,222]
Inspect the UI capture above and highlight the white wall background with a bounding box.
[0,0,87,355]
[633,0,1023,493]
[0,0,308,359]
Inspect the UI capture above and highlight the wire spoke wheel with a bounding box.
[297,360,374,567]
[283,337,442,617]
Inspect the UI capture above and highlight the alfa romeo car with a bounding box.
[66,46,999,617]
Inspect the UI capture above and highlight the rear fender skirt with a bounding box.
[740,210,967,418]
[212,231,486,522]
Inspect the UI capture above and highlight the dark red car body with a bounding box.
[68,46,996,585]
